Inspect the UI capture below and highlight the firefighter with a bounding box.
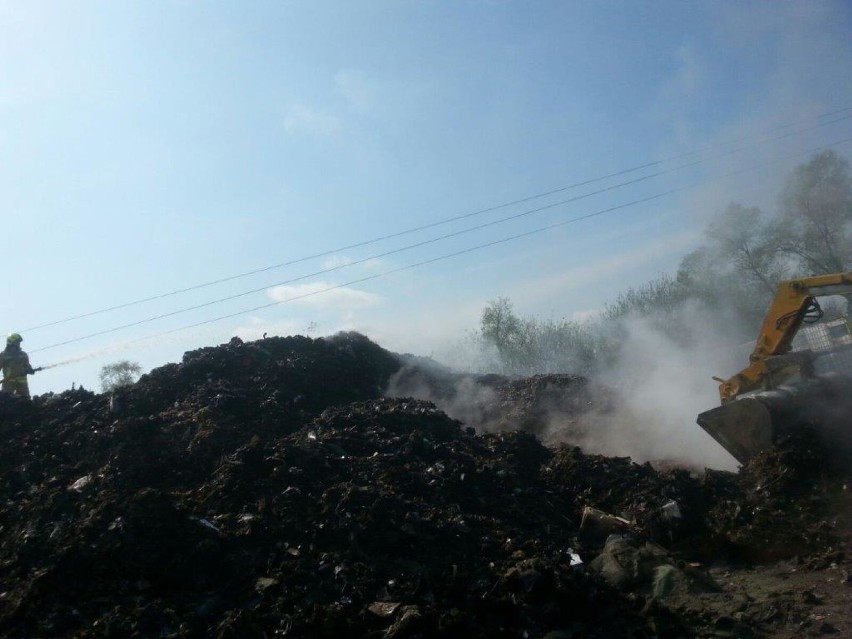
[0,334,37,398]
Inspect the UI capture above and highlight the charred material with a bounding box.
[0,333,847,638]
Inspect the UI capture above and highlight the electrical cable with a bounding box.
[22,106,852,333]
[31,157,708,349]
[29,128,852,351]
[31,134,852,354]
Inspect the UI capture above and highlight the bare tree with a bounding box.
[480,297,602,375]
[706,204,787,296]
[99,360,142,393]
[480,297,532,373]
[774,150,852,274]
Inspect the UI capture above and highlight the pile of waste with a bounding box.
[0,333,845,638]
[706,427,844,565]
[389,364,608,437]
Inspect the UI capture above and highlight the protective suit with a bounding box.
[0,334,36,398]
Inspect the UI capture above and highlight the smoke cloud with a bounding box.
[547,303,743,471]
[386,301,746,471]
[386,365,501,430]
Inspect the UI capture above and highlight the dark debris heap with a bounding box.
[0,333,843,638]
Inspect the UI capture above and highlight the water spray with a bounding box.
[31,337,154,372]
[37,356,100,371]
[35,362,63,371]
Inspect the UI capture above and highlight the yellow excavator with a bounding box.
[697,272,852,464]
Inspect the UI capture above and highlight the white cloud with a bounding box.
[267,281,384,310]
[283,104,342,136]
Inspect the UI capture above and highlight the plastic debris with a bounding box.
[568,550,583,566]
[194,518,220,533]
[661,500,682,520]
[254,577,279,593]
[68,475,93,492]
[367,602,400,617]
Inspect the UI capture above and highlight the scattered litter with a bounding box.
[661,499,682,520]
[367,601,401,617]
[194,518,220,533]
[255,577,279,593]
[68,475,93,492]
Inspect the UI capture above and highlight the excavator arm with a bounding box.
[717,272,852,402]
[699,272,852,464]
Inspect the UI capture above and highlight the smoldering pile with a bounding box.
[388,362,610,438]
[0,333,844,638]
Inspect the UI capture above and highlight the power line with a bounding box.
[108,136,852,347]
[29,123,852,351]
[29,157,707,349]
[22,105,852,333]
[32,134,852,354]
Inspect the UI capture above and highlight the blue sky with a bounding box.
[2,1,852,394]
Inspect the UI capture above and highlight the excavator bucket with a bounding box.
[698,374,852,465]
[697,399,774,465]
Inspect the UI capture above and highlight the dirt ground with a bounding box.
[0,333,849,638]
[706,487,851,639]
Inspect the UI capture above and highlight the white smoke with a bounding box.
[549,302,743,471]
[386,367,500,429]
[385,298,749,471]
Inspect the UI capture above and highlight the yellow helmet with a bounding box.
[7,333,23,345]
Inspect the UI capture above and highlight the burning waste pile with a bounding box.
[0,333,847,638]
[388,363,609,438]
